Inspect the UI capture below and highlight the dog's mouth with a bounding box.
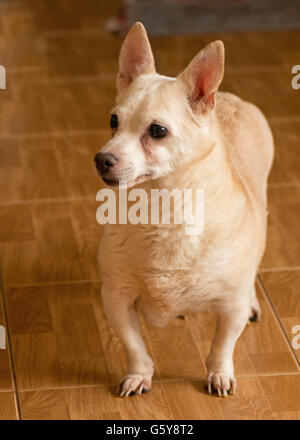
[102,173,153,188]
[102,177,120,187]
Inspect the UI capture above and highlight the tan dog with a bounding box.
[95,22,274,397]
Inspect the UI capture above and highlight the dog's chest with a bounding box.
[101,224,230,321]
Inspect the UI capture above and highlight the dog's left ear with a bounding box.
[178,40,224,113]
[117,22,156,93]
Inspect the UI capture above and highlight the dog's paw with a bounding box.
[206,372,237,397]
[117,374,152,397]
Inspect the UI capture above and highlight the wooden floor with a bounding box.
[0,0,300,420]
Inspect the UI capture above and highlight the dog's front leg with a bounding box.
[101,285,154,397]
[206,305,248,397]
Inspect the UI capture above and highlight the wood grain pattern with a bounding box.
[19,379,279,420]
[4,282,206,389]
[17,377,300,420]
[274,411,300,420]
[20,385,172,420]
[260,271,300,363]
[0,133,108,203]
[0,393,17,420]
[0,0,300,420]
[0,200,101,285]
[261,187,300,269]
[0,69,298,138]
[153,30,300,74]
[269,122,300,185]
[0,288,13,390]
[143,314,207,381]
[259,375,300,413]
[6,283,111,389]
[4,280,298,394]
[216,377,274,420]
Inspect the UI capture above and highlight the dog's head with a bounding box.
[95,22,224,187]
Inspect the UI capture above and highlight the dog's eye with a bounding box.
[110,114,118,130]
[149,124,168,139]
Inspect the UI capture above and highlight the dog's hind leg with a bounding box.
[101,285,154,397]
[249,285,262,323]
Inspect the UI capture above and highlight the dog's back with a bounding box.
[217,92,274,210]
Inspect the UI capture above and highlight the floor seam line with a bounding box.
[4,279,102,289]
[259,267,300,273]
[258,275,300,370]
[0,283,23,419]
[14,372,300,393]
[0,195,97,207]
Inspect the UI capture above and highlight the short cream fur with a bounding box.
[96,23,274,397]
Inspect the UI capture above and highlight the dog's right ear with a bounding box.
[117,22,156,93]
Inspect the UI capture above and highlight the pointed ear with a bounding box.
[178,40,224,113]
[117,22,156,93]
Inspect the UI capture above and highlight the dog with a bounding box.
[94,22,274,397]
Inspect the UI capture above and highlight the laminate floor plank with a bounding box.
[260,271,300,364]
[0,0,299,421]
[0,392,18,420]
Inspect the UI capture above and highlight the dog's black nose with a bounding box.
[94,152,118,175]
